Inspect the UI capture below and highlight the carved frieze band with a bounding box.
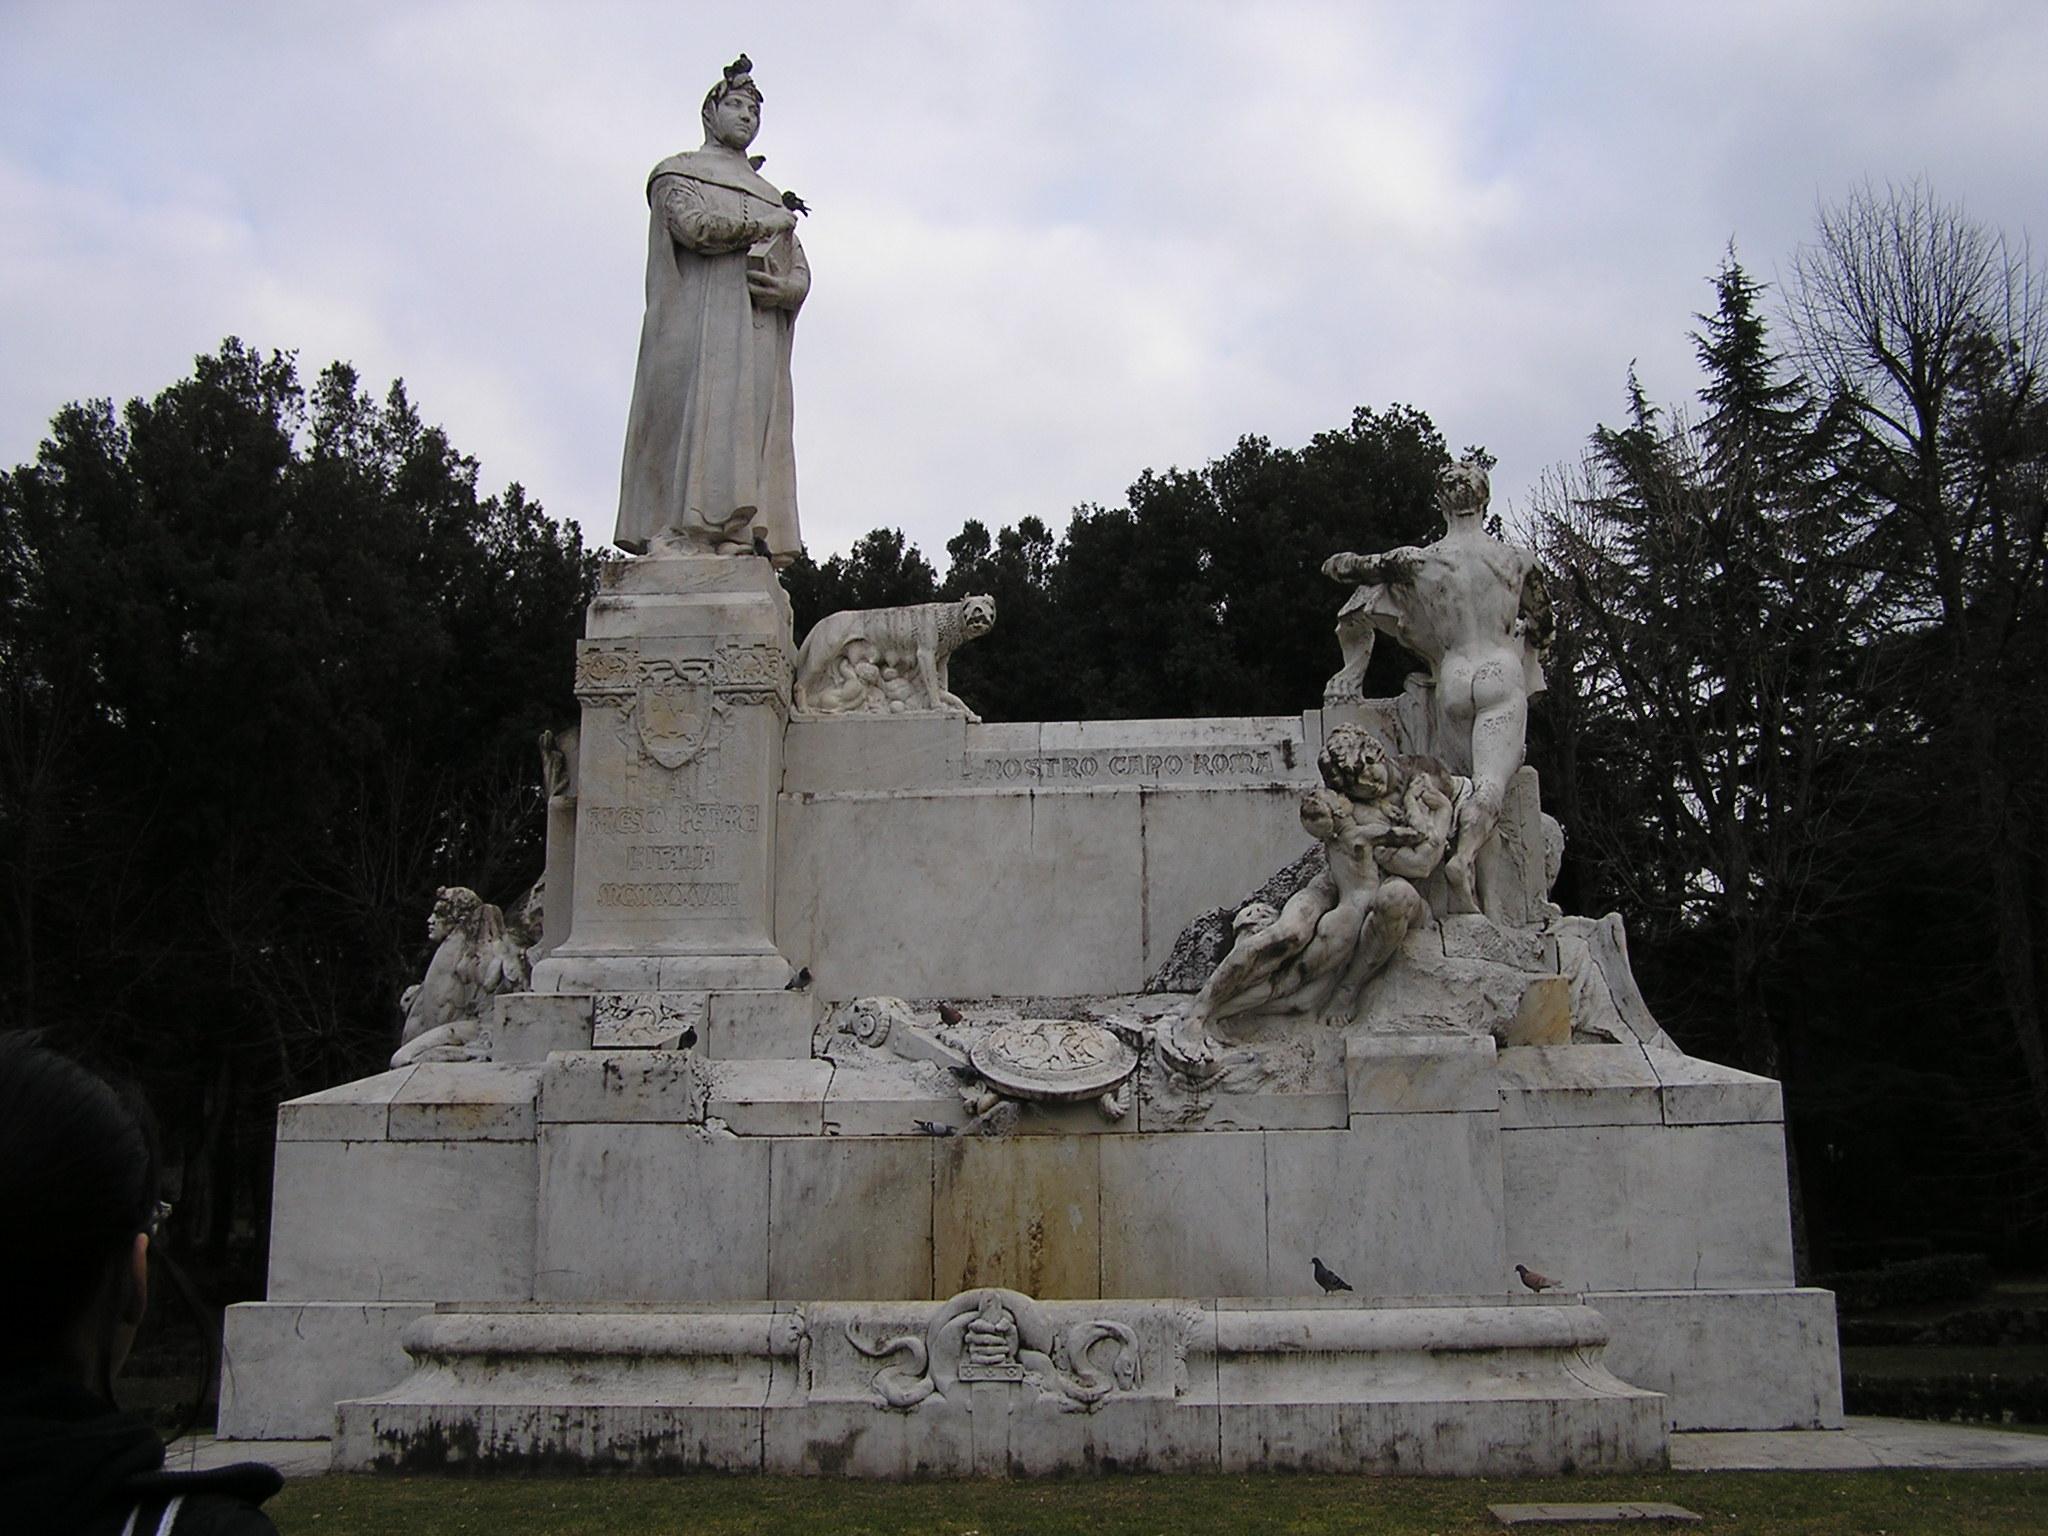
[574,641,791,710]
[591,991,706,1049]
[843,1288,1141,1414]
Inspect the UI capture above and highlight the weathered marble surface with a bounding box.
[332,1295,1665,1476]
[1263,1113,1504,1296]
[533,554,795,996]
[491,993,595,1061]
[538,1048,706,1121]
[1169,724,1461,1064]
[219,1301,431,1440]
[537,728,579,959]
[266,1137,536,1302]
[707,1057,834,1133]
[1346,1032,1498,1114]
[1585,1288,1844,1431]
[769,1138,936,1296]
[237,1024,1830,1452]
[1502,1114,1797,1293]
[708,988,818,1057]
[262,1029,1797,1305]
[776,713,1319,998]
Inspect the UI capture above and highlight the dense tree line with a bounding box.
[782,403,1459,720]
[2,184,2039,1303]
[1534,185,2047,1268]
[0,340,598,1280]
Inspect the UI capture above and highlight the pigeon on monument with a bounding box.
[1312,1257,1353,1293]
[1516,1264,1562,1293]
[784,965,812,991]
[938,1002,964,1026]
[782,190,811,216]
[912,1119,956,1137]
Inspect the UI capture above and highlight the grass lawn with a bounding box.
[272,1469,2048,1534]
[1842,1344,2048,1376]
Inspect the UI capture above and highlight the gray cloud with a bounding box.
[4,0,2045,560]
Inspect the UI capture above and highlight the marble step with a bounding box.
[334,1294,1667,1477]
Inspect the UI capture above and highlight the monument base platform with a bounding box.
[331,1298,1666,1477]
[529,949,795,995]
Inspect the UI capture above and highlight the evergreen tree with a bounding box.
[782,527,938,639]
[1536,261,1878,1268]
[1791,183,2048,1222]
[0,339,598,1266]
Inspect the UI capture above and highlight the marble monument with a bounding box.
[216,58,1842,1477]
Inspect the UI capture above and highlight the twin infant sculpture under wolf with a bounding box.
[792,592,996,719]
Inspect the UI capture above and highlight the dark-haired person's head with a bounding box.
[0,1034,163,1396]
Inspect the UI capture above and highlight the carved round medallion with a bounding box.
[970,1020,1137,1103]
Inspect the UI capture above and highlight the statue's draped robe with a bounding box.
[614,147,808,559]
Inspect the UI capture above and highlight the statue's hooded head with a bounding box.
[1437,459,1490,525]
[701,54,764,153]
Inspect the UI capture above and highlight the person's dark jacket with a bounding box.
[0,1369,280,1534]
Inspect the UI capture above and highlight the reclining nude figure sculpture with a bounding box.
[391,887,531,1068]
[614,55,809,565]
[1322,461,1550,913]
[1167,725,1454,1066]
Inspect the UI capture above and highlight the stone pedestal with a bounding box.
[221,637,1841,1467]
[220,1037,1840,1451]
[332,1296,1666,1476]
[531,556,796,994]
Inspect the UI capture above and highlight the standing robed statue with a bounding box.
[614,55,809,565]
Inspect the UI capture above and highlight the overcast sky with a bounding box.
[4,1,2044,562]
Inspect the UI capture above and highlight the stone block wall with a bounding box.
[775,713,1321,998]
[226,1032,1838,1441]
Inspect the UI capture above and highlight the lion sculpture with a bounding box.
[390,885,532,1067]
[793,594,996,720]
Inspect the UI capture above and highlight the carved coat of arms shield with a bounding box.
[633,676,715,769]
